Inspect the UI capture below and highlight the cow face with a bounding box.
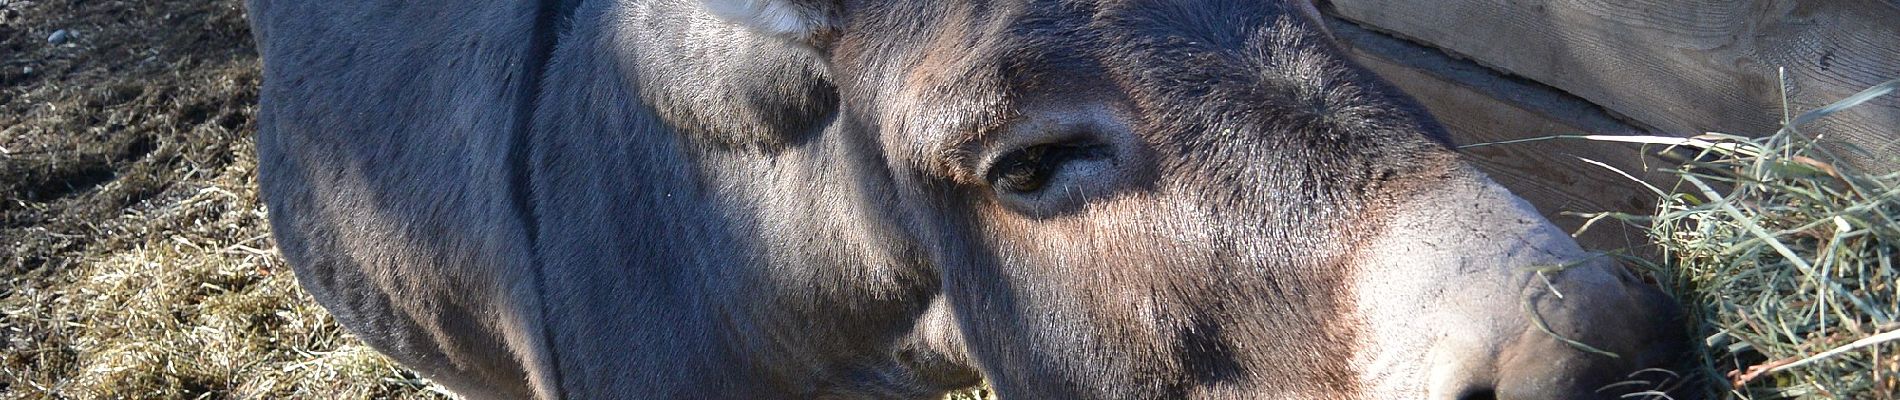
[706,0,1687,398]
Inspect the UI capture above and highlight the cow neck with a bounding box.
[510,0,584,398]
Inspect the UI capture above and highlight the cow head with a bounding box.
[688,0,1688,398]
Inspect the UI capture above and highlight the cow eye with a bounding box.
[986,142,1110,195]
[992,146,1051,193]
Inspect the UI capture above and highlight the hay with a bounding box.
[1568,78,1900,399]
[0,134,451,399]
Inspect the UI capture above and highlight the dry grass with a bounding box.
[2,0,444,397]
[1,138,448,399]
[1550,79,1900,399]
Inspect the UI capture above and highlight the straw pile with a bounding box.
[1581,79,1900,399]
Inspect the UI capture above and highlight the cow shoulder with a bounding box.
[248,1,561,398]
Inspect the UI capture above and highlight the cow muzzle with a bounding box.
[1349,166,1691,399]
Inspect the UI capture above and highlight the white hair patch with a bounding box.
[702,0,828,40]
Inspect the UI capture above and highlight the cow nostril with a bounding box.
[1457,389,1497,400]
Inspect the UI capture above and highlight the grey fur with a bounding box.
[249,0,1686,398]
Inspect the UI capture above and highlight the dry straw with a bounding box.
[1476,78,1900,398]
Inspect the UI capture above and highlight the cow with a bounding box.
[246,0,1689,398]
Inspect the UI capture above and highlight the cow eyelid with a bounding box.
[985,141,1110,194]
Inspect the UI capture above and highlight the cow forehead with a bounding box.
[835,0,1334,176]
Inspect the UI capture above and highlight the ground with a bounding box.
[1,0,445,397]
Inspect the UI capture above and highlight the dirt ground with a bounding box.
[1,0,444,397]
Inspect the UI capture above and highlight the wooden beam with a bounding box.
[1327,0,1900,173]
[1331,17,1666,253]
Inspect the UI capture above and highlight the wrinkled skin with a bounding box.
[248,0,1687,398]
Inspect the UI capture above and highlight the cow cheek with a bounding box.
[955,196,1223,389]
[975,194,1210,300]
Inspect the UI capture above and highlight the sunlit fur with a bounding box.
[823,2,1454,397]
[249,0,1685,398]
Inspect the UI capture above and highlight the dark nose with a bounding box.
[1474,268,1693,399]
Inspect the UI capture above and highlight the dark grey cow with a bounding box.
[248,0,1687,398]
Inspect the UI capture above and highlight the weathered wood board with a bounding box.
[1332,17,1666,252]
[1328,0,1900,173]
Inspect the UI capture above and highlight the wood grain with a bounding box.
[1332,17,1667,253]
[1327,0,1900,173]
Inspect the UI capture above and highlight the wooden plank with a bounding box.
[1331,17,1666,253]
[1326,0,1900,173]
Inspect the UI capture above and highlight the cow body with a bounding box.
[253,1,967,397]
[250,0,1686,398]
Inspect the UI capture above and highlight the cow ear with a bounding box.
[701,0,836,45]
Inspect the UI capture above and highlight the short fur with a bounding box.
[249,0,1686,398]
